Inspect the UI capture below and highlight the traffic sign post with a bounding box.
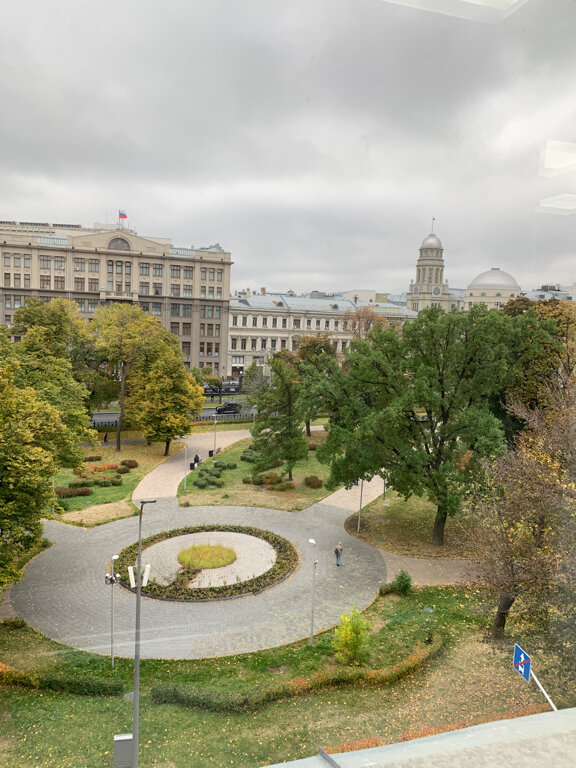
[512,643,557,711]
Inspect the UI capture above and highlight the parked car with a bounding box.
[203,385,220,395]
[215,402,241,414]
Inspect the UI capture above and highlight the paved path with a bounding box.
[9,429,474,659]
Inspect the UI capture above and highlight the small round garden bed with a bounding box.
[116,525,298,601]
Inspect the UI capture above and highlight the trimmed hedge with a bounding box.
[55,487,93,498]
[0,662,123,697]
[116,466,130,474]
[121,459,139,468]
[151,635,444,713]
[117,525,298,601]
[84,455,102,462]
[304,475,323,489]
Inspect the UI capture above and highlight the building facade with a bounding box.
[0,220,231,374]
[228,290,416,378]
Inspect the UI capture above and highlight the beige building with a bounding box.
[408,232,521,313]
[228,291,416,377]
[0,219,231,374]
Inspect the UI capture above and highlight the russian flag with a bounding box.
[119,210,127,219]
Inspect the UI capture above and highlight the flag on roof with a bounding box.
[119,210,127,219]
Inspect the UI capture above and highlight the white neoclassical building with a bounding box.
[464,268,522,310]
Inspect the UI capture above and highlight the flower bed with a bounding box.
[116,525,298,601]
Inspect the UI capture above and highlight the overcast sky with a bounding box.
[1,0,575,296]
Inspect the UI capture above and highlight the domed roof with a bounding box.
[421,234,443,249]
[467,268,520,291]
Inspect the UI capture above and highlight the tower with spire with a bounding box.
[408,231,454,312]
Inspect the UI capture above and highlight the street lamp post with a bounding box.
[308,538,318,646]
[132,498,156,768]
[357,478,364,533]
[183,439,188,490]
[104,554,120,669]
[213,416,217,456]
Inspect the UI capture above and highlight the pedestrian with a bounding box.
[103,432,108,444]
[193,454,200,466]
[334,541,343,566]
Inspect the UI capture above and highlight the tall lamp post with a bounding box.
[104,554,120,669]
[357,478,364,533]
[308,538,318,646]
[213,416,217,456]
[132,498,156,768]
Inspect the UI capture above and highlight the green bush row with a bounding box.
[151,635,444,713]
[0,664,123,697]
[55,486,93,498]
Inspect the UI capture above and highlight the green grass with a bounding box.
[53,442,182,513]
[347,491,477,559]
[178,544,237,569]
[178,435,334,511]
[3,586,552,768]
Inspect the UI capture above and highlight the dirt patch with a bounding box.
[60,500,135,527]
[268,666,288,675]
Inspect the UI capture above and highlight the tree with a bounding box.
[91,303,179,451]
[242,361,269,402]
[343,306,388,339]
[315,306,520,545]
[0,361,72,588]
[252,356,308,481]
[467,410,575,638]
[127,351,204,455]
[332,606,371,666]
[12,298,115,410]
[296,334,337,436]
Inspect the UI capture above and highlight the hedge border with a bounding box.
[150,634,445,713]
[116,525,299,602]
[0,662,124,697]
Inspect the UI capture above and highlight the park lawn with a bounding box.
[178,435,333,512]
[0,587,558,768]
[347,491,478,560]
[54,440,184,520]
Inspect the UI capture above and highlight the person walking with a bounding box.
[103,432,108,444]
[334,541,343,566]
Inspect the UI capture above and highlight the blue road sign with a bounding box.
[513,643,531,682]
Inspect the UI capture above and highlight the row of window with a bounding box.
[230,336,348,353]
[30,255,224,283]
[231,315,339,330]
[199,342,220,357]
[416,267,443,284]
[4,254,31,268]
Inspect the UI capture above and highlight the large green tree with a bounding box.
[296,333,337,436]
[91,303,180,451]
[252,356,308,481]
[315,306,522,545]
[11,298,116,410]
[127,351,204,455]
[0,361,76,588]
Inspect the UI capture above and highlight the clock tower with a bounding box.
[408,232,452,312]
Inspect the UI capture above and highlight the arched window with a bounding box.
[108,237,131,251]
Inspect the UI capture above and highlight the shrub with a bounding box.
[55,487,93,498]
[96,479,112,487]
[58,499,70,511]
[121,459,139,469]
[116,466,130,474]
[193,478,209,489]
[110,477,123,486]
[252,475,264,486]
[304,475,323,489]
[213,461,226,469]
[392,570,412,596]
[332,607,371,666]
[226,462,237,470]
[68,480,89,489]
[84,455,102,462]
[308,443,318,451]
[242,477,251,484]
[1,617,26,629]
[265,472,279,484]
[241,450,258,463]
[72,466,83,476]
[36,673,123,697]
[211,479,224,488]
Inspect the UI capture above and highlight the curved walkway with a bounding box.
[9,430,473,660]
